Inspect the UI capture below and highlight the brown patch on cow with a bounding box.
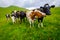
[30,11,35,20]
[35,11,43,18]
[30,11,43,20]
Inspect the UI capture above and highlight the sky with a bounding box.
[0,0,60,10]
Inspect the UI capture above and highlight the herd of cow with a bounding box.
[5,4,55,28]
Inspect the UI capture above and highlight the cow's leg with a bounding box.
[30,20,32,28]
[41,22,43,27]
[15,17,17,23]
[32,20,34,27]
[7,18,9,22]
[38,17,44,28]
[7,18,9,21]
[29,19,32,28]
[25,17,27,22]
[40,17,43,27]
[23,17,25,22]
[11,16,16,24]
[30,21,32,28]
[20,17,22,24]
[38,18,41,28]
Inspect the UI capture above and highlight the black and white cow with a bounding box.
[39,4,55,15]
[11,10,26,24]
[5,14,10,21]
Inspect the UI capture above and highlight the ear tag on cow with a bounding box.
[46,5,48,7]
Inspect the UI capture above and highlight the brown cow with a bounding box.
[26,9,46,28]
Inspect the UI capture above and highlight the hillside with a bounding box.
[0,6,28,19]
[0,7,60,40]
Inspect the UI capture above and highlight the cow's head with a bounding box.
[39,4,55,15]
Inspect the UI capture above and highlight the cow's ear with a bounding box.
[51,5,55,8]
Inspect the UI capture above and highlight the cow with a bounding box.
[11,10,26,24]
[19,11,26,23]
[16,11,26,23]
[38,4,55,15]
[26,9,46,28]
[5,14,10,21]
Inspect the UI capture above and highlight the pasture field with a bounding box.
[0,6,60,40]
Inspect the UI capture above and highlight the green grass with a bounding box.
[0,6,60,40]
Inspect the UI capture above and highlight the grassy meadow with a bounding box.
[0,6,60,40]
